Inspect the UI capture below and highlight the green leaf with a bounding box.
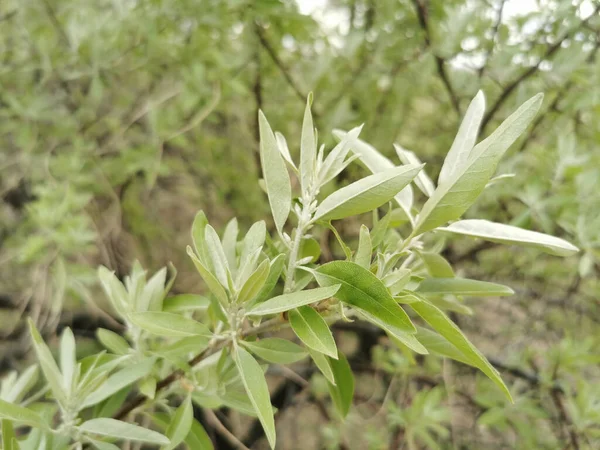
[319,125,363,184]
[247,285,340,316]
[415,251,454,277]
[82,358,154,408]
[313,165,422,221]
[314,261,416,333]
[438,219,579,257]
[415,327,473,366]
[238,221,267,282]
[410,299,512,401]
[60,328,76,392]
[98,266,129,317]
[222,218,239,273]
[307,348,336,384]
[289,306,337,358]
[159,336,210,360]
[129,311,212,337]
[185,419,214,450]
[259,110,291,235]
[394,145,435,196]
[233,347,276,449]
[0,399,48,430]
[354,225,372,268]
[139,267,167,312]
[2,365,38,404]
[275,131,297,170]
[357,310,428,354]
[87,439,121,450]
[27,319,68,405]
[333,131,415,219]
[253,254,285,304]
[96,328,130,355]
[204,225,232,289]
[191,211,212,268]
[163,395,193,450]
[438,91,486,185]
[238,259,270,304]
[326,353,354,418]
[411,93,543,236]
[416,278,514,297]
[79,418,170,445]
[162,294,210,313]
[187,246,230,307]
[2,420,16,450]
[300,93,316,195]
[241,338,308,364]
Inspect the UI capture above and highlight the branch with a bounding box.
[481,4,600,133]
[411,0,461,115]
[478,0,506,78]
[255,25,311,107]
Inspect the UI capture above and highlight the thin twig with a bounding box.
[204,409,251,450]
[478,0,506,78]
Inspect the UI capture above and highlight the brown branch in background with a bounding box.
[550,383,580,449]
[518,34,600,152]
[255,24,311,108]
[411,0,461,115]
[478,0,506,78]
[481,4,600,133]
[205,409,251,450]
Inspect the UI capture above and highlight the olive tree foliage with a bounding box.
[0,0,599,448]
[0,92,581,448]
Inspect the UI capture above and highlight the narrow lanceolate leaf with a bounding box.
[222,218,239,275]
[79,418,170,445]
[326,353,354,418]
[417,278,514,297]
[412,93,543,237]
[313,165,422,222]
[163,395,193,450]
[27,319,67,405]
[191,211,212,268]
[0,399,48,430]
[354,225,372,269]
[241,338,308,364]
[438,91,486,185]
[394,145,435,197]
[233,347,276,449]
[247,285,340,316]
[162,294,211,313]
[238,259,270,304]
[332,131,414,220]
[415,251,454,278]
[415,327,473,366]
[438,219,579,257]
[410,299,512,401]
[307,348,336,384]
[204,225,231,289]
[300,93,316,195]
[314,261,416,334]
[97,329,130,355]
[2,419,16,450]
[319,125,363,185]
[358,311,428,354]
[187,246,230,307]
[98,266,128,317]
[253,254,285,304]
[3,365,38,404]
[82,359,154,408]
[259,110,291,235]
[185,419,214,450]
[289,306,337,358]
[60,328,77,392]
[129,312,211,338]
[275,131,297,170]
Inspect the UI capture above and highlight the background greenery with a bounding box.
[1,0,599,448]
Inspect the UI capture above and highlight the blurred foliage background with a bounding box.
[1,0,599,448]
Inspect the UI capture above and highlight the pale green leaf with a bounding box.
[415,251,454,277]
[79,418,170,445]
[415,327,473,366]
[313,165,422,222]
[307,348,336,384]
[412,93,543,236]
[141,267,167,312]
[163,395,193,450]
[354,225,372,268]
[259,110,291,235]
[98,266,129,317]
[247,285,340,316]
[394,145,435,196]
[162,294,210,313]
[0,399,48,430]
[253,254,285,304]
[204,225,232,289]
[222,218,239,274]
[300,93,316,195]
[191,211,212,268]
[275,131,297,170]
[438,91,486,185]
[129,311,212,337]
[289,306,337,358]
[326,353,354,418]
[2,365,38,404]
[59,328,76,392]
[417,278,514,297]
[96,328,130,355]
[314,261,416,333]
[238,259,270,304]
[187,246,230,307]
[233,347,276,449]
[241,338,308,364]
[438,219,579,257]
[410,299,512,401]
